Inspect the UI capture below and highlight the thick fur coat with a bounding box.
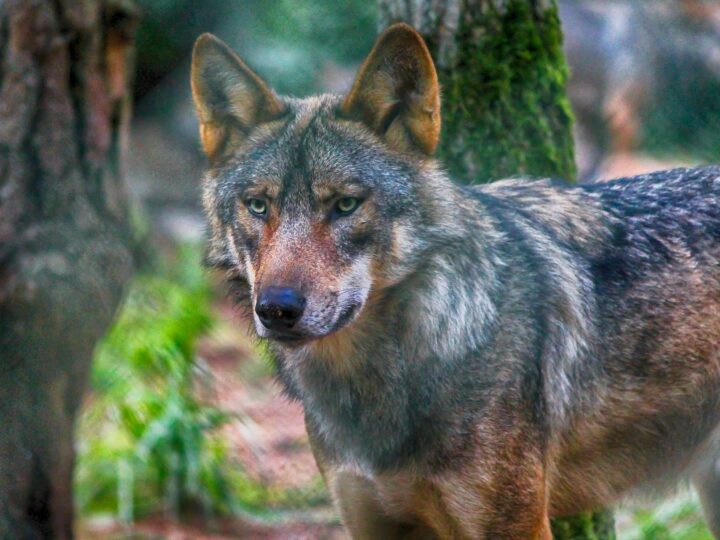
[191,24,720,540]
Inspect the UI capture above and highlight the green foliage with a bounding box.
[76,244,331,523]
[229,473,330,515]
[251,0,376,64]
[552,511,616,540]
[133,0,229,99]
[232,0,376,95]
[625,496,712,540]
[75,246,236,521]
[642,65,720,162]
[437,0,576,184]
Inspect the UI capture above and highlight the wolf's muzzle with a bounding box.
[255,286,306,331]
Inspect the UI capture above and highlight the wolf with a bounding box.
[191,23,720,539]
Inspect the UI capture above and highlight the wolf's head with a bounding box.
[191,24,451,346]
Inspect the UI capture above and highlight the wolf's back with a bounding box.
[587,166,720,269]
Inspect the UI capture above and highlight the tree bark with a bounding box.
[378,0,576,183]
[378,1,614,538]
[0,1,137,538]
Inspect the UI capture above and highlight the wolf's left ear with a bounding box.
[191,33,284,159]
[341,23,440,155]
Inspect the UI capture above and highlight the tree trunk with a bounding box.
[378,1,615,538]
[0,1,137,538]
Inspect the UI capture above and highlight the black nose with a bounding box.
[255,287,306,331]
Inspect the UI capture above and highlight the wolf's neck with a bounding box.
[277,225,500,470]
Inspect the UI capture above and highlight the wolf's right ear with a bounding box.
[341,24,440,155]
[191,34,284,159]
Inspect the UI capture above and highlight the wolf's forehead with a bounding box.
[243,101,382,187]
[219,93,415,209]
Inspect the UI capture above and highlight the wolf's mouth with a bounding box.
[263,300,363,346]
[262,330,311,347]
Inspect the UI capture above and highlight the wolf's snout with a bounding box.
[255,287,306,331]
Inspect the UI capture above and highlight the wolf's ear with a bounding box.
[191,33,284,159]
[341,24,440,155]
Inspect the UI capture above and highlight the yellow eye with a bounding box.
[336,197,360,215]
[247,199,267,216]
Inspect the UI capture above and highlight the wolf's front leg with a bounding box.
[328,466,551,540]
[327,471,423,539]
[432,446,553,540]
[436,481,552,539]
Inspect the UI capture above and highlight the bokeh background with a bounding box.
[74,1,720,538]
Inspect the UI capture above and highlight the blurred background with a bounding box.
[75,1,720,538]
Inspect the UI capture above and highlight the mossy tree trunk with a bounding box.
[378,1,614,538]
[0,1,137,538]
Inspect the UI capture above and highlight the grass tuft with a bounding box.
[75,245,237,521]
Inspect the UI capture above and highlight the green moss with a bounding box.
[436,0,576,184]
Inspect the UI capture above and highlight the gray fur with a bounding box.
[201,92,720,537]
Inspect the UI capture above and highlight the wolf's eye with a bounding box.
[247,199,267,217]
[335,197,360,216]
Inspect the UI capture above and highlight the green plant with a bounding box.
[75,245,237,521]
[624,494,712,540]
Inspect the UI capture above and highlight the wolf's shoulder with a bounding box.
[466,176,608,255]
